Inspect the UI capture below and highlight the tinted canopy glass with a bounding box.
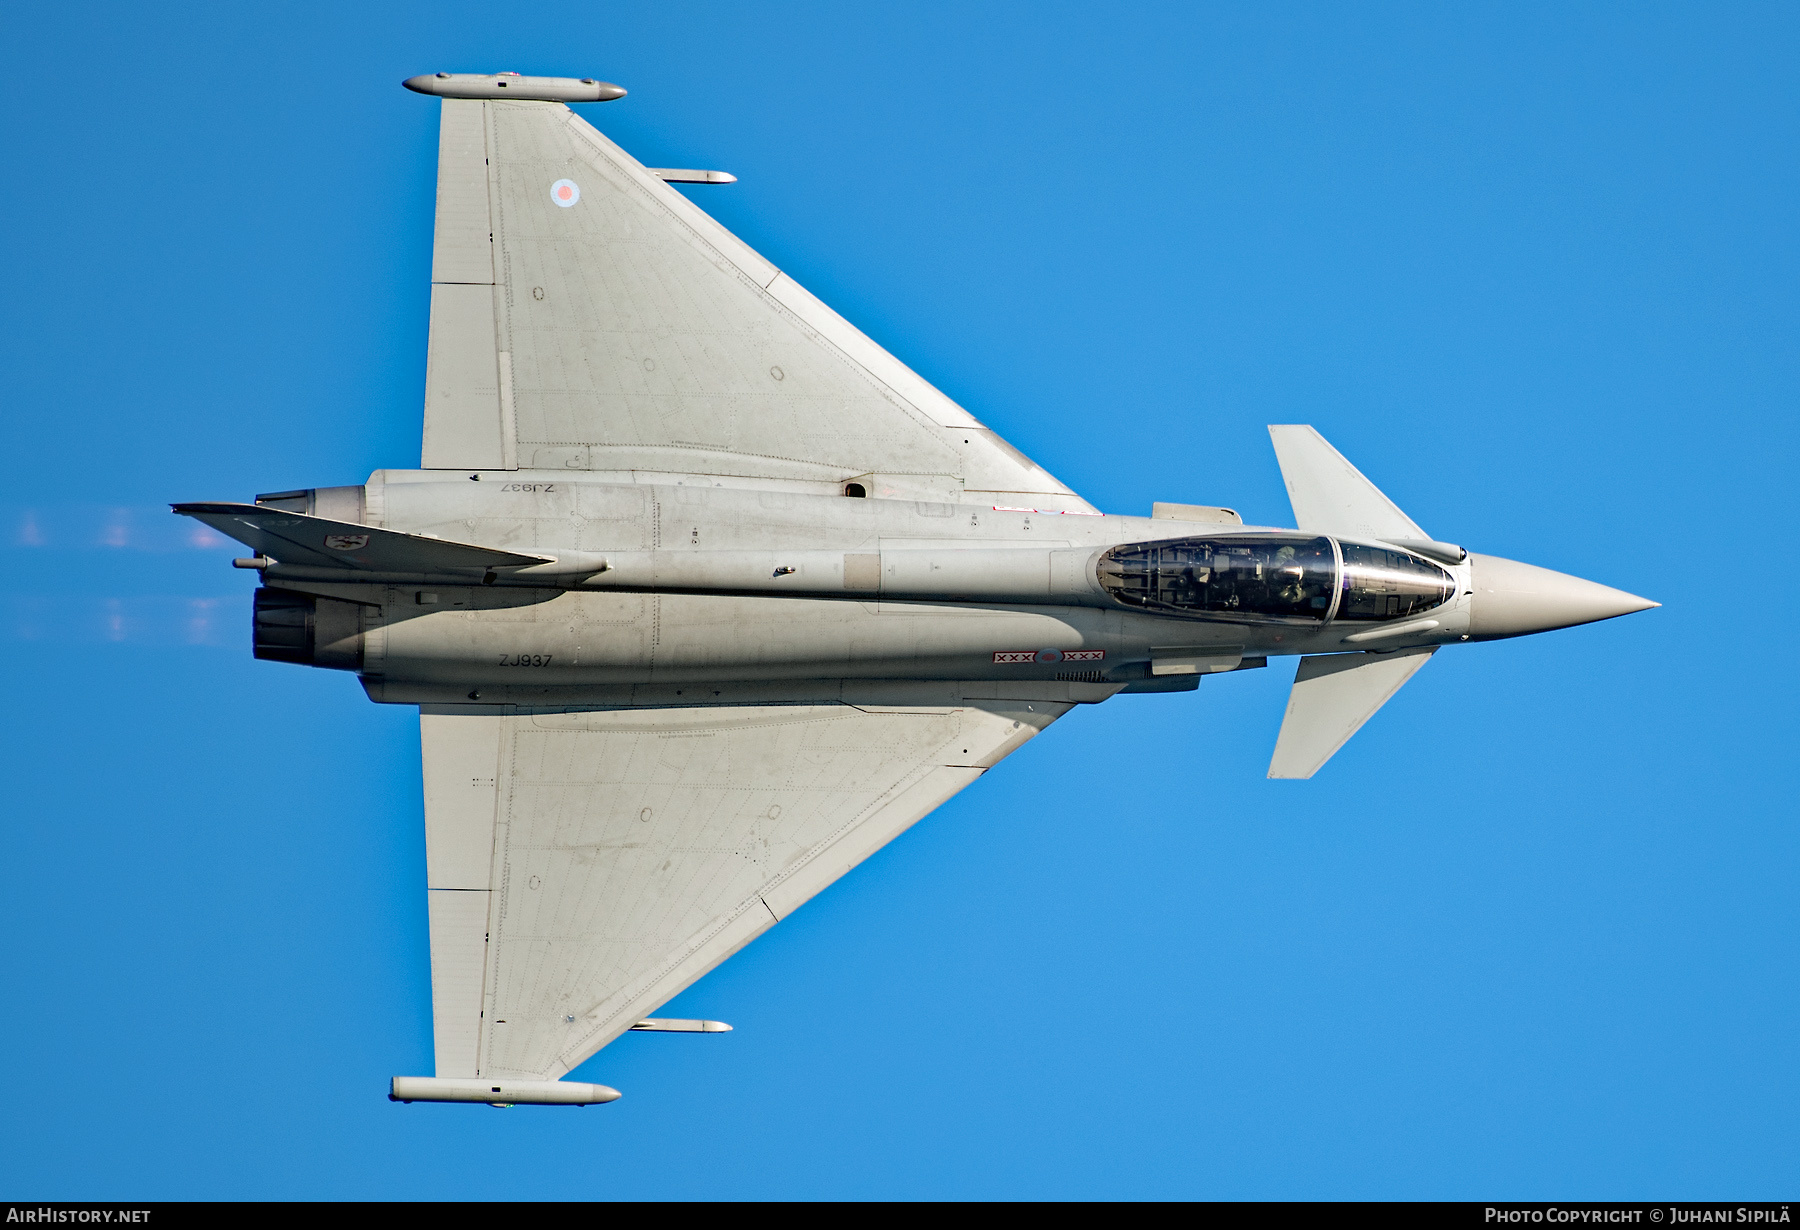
[1098,535,1337,621]
[1336,542,1455,621]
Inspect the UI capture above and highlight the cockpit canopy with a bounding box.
[1335,541,1456,622]
[1096,534,1455,624]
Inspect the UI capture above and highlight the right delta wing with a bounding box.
[422,97,1093,511]
[421,695,1068,1083]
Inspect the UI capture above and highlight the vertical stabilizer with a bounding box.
[1268,648,1436,779]
[1268,425,1426,542]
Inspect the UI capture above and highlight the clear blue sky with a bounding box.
[3,1,1794,1200]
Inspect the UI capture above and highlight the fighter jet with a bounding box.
[176,72,1656,1107]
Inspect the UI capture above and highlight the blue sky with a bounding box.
[3,1,1795,1200]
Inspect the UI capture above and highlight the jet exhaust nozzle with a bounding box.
[252,587,364,671]
[1467,553,1657,640]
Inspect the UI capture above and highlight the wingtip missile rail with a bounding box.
[403,72,626,103]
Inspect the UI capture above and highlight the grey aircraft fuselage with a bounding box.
[255,469,1472,703]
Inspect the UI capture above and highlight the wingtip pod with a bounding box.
[403,72,626,103]
[389,1076,621,1106]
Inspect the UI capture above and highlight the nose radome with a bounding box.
[1467,553,1659,640]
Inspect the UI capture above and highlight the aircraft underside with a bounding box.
[175,71,1655,1106]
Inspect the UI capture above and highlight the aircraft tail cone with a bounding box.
[1467,553,1658,641]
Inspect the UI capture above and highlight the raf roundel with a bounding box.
[550,178,581,208]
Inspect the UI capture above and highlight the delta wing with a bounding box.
[422,98,1092,510]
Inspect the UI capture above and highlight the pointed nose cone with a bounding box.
[1467,553,1658,640]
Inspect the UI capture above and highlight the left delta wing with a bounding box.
[421,696,1067,1082]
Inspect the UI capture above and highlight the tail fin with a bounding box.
[1268,425,1427,542]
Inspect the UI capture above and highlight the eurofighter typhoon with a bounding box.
[176,73,1657,1107]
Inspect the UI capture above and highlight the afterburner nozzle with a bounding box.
[1467,553,1658,640]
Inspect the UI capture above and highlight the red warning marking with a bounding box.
[1063,649,1105,662]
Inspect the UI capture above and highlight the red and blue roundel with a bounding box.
[551,179,580,208]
